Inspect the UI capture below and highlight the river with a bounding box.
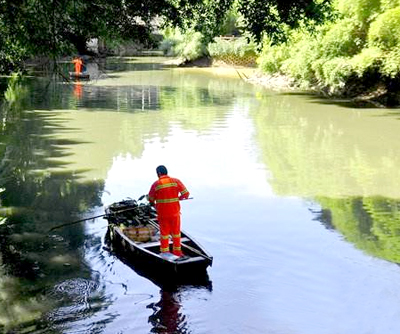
[1,57,400,334]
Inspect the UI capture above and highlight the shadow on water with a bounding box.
[0,74,107,332]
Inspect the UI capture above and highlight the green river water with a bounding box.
[1,57,400,333]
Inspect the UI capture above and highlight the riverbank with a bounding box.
[168,56,298,91]
[171,56,400,107]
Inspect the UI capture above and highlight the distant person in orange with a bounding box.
[148,165,190,257]
[72,57,83,74]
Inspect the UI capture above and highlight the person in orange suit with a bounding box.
[148,165,190,257]
[72,57,83,74]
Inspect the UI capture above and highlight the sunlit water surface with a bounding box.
[1,57,400,333]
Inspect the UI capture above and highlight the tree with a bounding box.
[0,0,332,74]
[237,0,332,43]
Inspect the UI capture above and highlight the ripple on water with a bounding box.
[47,278,103,320]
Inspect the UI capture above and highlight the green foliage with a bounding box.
[175,31,207,61]
[368,7,400,50]
[319,18,364,57]
[237,0,333,43]
[219,1,245,36]
[280,31,321,85]
[160,28,207,61]
[316,57,353,92]
[348,47,382,77]
[174,0,235,44]
[380,0,400,11]
[0,0,235,73]
[0,18,27,74]
[335,0,381,25]
[258,40,290,74]
[258,0,400,94]
[4,73,27,104]
[380,48,400,78]
[207,36,258,58]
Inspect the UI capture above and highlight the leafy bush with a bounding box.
[207,36,257,59]
[280,31,321,85]
[318,57,353,92]
[175,31,207,61]
[159,38,178,56]
[348,47,383,77]
[380,0,400,11]
[258,41,290,73]
[160,28,207,61]
[368,7,400,50]
[335,0,381,25]
[319,18,364,58]
[381,47,400,77]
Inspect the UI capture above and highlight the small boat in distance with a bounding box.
[104,199,213,280]
[69,72,90,80]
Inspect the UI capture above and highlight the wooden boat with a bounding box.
[69,72,90,80]
[104,199,213,279]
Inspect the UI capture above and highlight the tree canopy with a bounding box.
[0,0,331,73]
[237,0,332,43]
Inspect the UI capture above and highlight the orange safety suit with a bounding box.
[148,175,189,256]
[72,57,83,74]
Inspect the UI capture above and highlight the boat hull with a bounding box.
[103,200,213,284]
[69,72,90,80]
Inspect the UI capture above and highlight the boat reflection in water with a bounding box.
[145,273,212,333]
[147,289,187,333]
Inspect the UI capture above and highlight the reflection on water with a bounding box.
[1,57,400,333]
[147,290,186,333]
[315,196,400,263]
[253,92,400,198]
[252,92,400,264]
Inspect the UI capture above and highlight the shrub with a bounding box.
[368,7,400,50]
[258,41,290,74]
[160,28,207,61]
[348,47,383,77]
[280,32,321,85]
[159,38,178,56]
[335,0,381,25]
[319,18,364,58]
[207,36,257,59]
[381,47,400,77]
[380,0,400,11]
[175,31,207,61]
[319,57,353,92]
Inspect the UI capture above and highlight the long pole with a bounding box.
[48,206,138,232]
[48,197,193,233]
[48,213,106,232]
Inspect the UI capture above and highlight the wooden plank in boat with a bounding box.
[141,237,190,249]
